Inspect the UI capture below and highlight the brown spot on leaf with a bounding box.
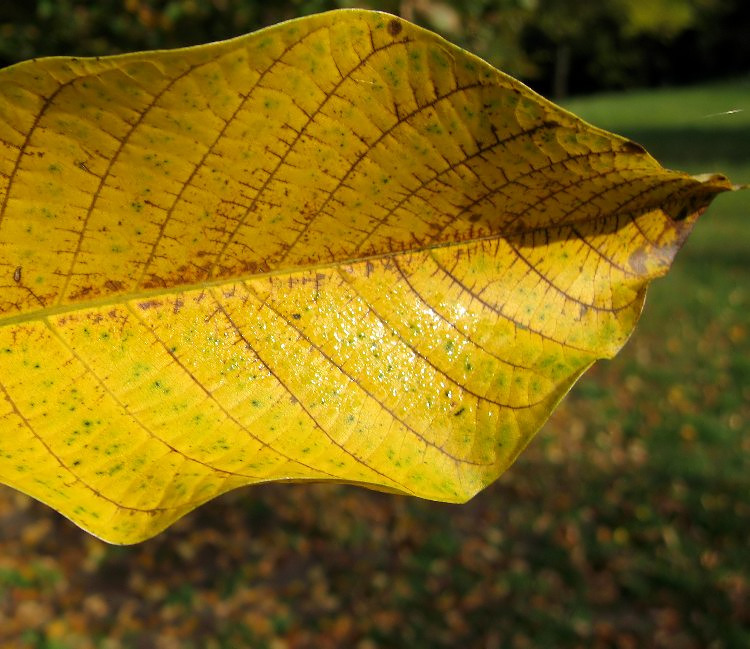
[138,300,163,310]
[13,267,21,283]
[104,279,124,292]
[621,140,646,155]
[664,191,713,223]
[69,286,94,301]
[387,19,402,36]
[672,205,690,221]
[143,275,168,289]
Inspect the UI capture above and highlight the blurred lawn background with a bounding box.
[0,2,748,648]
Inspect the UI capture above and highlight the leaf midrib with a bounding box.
[0,190,690,329]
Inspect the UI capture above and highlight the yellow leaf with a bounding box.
[0,10,738,543]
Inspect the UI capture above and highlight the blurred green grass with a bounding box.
[553,78,750,647]
[1,79,748,649]
[564,78,749,483]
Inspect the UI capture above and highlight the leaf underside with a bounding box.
[0,10,733,543]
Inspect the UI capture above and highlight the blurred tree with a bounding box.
[0,0,538,80]
[399,0,539,79]
[0,0,747,94]
[0,0,362,64]
[522,0,730,97]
